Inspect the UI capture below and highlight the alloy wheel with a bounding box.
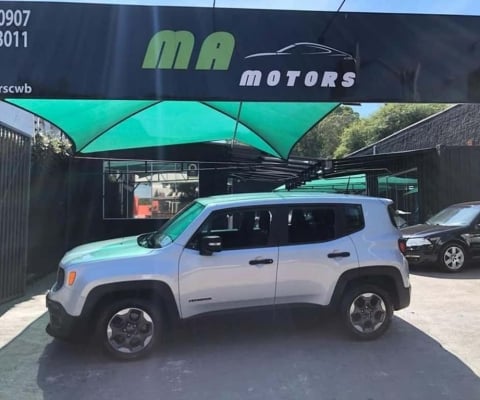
[106,307,154,354]
[348,292,387,334]
[443,245,465,271]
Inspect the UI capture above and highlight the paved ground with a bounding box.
[0,267,479,400]
[0,274,53,349]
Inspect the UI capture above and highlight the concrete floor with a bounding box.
[0,267,479,400]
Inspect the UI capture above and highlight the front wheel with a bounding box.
[340,285,393,340]
[439,243,467,273]
[97,298,163,360]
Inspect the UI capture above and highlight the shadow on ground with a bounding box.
[0,273,54,318]
[1,309,479,400]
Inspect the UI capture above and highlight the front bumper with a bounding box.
[46,292,86,341]
[403,241,439,265]
[404,251,438,265]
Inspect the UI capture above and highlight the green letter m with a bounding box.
[142,30,194,69]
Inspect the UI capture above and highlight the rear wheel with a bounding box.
[439,243,466,272]
[97,298,162,360]
[340,284,393,340]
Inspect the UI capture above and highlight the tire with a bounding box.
[340,284,393,340]
[439,243,467,273]
[96,298,163,360]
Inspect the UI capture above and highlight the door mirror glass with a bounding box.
[199,235,222,256]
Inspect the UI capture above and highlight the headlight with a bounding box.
[406,237,433,247]
[52,267,65,292]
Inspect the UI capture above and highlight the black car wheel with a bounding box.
[97,298,163,360]
[440,243,467,272]
[340,284,393,340]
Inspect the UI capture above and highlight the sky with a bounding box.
[353,103,382,118]
[20,0,480,15]
[0,102,34,136]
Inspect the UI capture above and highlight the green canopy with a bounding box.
[5,99,338,159]
[275,174,418,192]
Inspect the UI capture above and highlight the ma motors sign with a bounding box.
[3,2,480,102]
[141,30,356,90]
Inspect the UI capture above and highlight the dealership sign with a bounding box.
[141,30,356,89]
[2,2,480,102]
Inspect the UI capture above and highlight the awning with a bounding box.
[275,174,418,192]
[6,99,338,160]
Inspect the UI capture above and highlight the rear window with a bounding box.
[287,206,336,244]
[342,204,364,234]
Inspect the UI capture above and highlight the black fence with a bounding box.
[0,125,31,304]
[25,155,231,279]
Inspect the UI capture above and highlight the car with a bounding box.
[243,41,357,79]
[245,42,354,60]
[46,192,410,360]
[401,201,480,272]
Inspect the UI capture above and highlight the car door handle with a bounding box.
[249,258,274,265]
[327,252,350,258]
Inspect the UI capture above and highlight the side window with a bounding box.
[288,207,336,244]
[343,204,365,234]
[190,208,272,250]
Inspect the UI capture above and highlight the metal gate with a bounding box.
[0,125,31,303]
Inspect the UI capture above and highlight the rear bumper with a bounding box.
[396,284,411,310]
[46,292,86,341]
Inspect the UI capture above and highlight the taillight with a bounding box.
[398,239,407,254]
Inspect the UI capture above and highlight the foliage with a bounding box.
[294,103,448,160]
[333,119,374,158]
[31,132,72,166]
[334,103,447,158]
[292,106,359,158]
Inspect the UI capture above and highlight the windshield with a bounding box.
[138,201,205,248]
[426,206,479,226]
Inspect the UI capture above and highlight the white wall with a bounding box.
[0,102,34,137]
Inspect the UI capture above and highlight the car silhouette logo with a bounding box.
[245,42,354,60]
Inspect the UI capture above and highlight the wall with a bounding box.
[26,156,230,277]
[347,104,480,222]
[26,142,297,278]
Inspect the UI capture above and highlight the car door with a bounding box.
[178,207,278,318]
[275,204,360,306]
[466,212,480,258]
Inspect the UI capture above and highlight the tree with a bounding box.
[333,119,374,158]
[334,103,447,158]
[31,132,72,168]
[292,105,359,158]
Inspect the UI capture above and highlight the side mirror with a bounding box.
[199,235,222,256]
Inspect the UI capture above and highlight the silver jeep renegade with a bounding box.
[46,192,410,360]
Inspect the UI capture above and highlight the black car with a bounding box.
[401,202,480,272]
